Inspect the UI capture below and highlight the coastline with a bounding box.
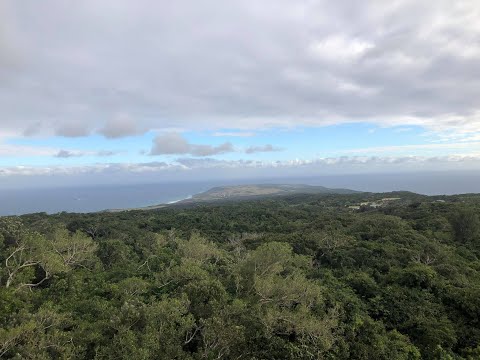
[167,194,193,204]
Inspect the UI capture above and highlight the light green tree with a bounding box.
[1,219,97,290]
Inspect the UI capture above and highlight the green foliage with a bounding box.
[1,192,480,358]
[450,207,480,245]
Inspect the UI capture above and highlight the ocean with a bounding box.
[0,182,213,216]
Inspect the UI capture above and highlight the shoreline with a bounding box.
[101,195,196,213]
[166,194,193,204]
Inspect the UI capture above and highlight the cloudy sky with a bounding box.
[1,0,480,186]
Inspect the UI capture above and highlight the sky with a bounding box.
[1,0,480,187]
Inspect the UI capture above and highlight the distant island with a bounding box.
[181,184,360,202]
[110,184,360,212]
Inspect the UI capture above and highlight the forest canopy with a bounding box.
[1,192,480,359]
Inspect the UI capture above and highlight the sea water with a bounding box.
[0,182,212,215]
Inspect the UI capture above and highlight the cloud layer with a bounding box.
[1,0,480,138]
[3,154,480,180]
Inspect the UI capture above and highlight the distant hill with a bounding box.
[178,184,359,203]
[105,184,361,212]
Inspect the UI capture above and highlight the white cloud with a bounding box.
[309,35,374,62]
[0,143,56,157]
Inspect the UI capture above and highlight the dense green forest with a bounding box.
[1,191,480,359]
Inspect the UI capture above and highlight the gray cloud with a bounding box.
[54,149,118,158]
[150,133,191,155]
[0,1,22,70]
[98,114,145,139]
[151,133,234,156]
[1,1,480,137]
[245,144,283,154]
[22,121,43,136]
[55,122,91,138]
[55,150,82,158]
[96,150,117,157]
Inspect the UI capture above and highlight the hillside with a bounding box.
[109,184,360,212]
[181,184,359,203]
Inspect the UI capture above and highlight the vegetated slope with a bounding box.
[105,184,360,212]
[180,183,359,203]
[1,191,479,359]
